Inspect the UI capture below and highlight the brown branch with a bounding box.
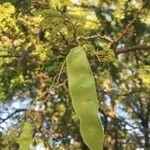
[99,107,140,130]
[59,31,71,46]
[77,34,113,43]
[116,45,150,54]
[99,87,149,98]
[0,45,35,68]
[0,55,19,58]
[112,0,149,49]
[0,109,26,124]
[146,101,150,121]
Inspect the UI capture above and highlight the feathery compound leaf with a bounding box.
[67,46,104,150]
[19,122,33,150]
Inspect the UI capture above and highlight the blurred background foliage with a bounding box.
[0,0,150,149]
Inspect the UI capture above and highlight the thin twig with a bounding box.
[112,0,149,49]
[0,55,19,58]
[0,109,26,124]
[59,30,71,46]
[0,45,35,68]
[56,59,66,85]
[77,34,113,43]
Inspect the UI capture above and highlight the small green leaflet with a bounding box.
[67,46,104,150]
[19,122,33,150]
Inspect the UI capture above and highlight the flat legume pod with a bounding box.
[19,122,33,150]
[67,46,104,150]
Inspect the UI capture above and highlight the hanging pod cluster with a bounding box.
[67,47,104,150]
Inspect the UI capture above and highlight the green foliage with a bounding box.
[0,128,19,149]
[0,2,15,21]
[50,0,72,9]
[0,82,4,100]
[41,9,65,29]
[67,47,104,150]
[0,0,150,149]
[139,65,150,85]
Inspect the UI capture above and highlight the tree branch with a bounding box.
[0,109,26,124]
[99,107,140,130]
[0,55,19,58]
[77,34,113,43]
[112,0,149,49]
[98,87,148,97]
[116,45,150,54]
[0,45,35,68]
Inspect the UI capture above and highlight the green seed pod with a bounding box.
[67,46,104,150]
[19,122,33,150]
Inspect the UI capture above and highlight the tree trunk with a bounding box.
[141,119,150,148]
